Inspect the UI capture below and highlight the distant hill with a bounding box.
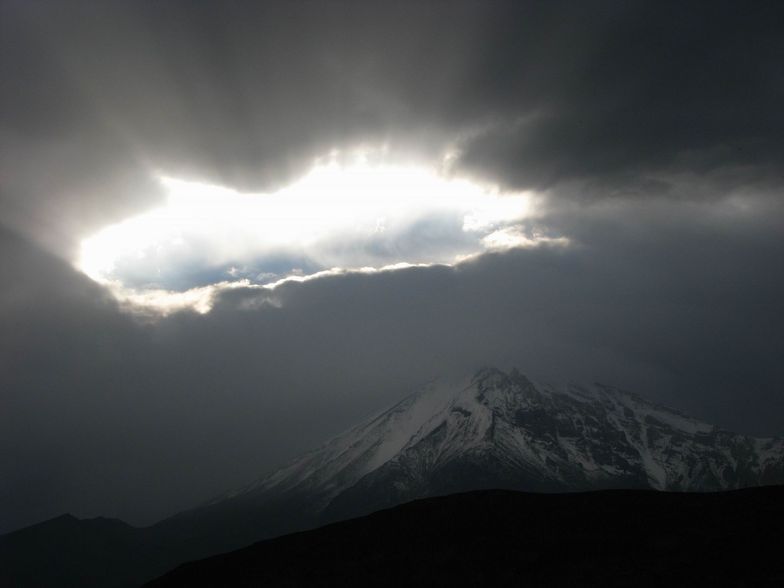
[0,514,153,588]
[147,486,784,587]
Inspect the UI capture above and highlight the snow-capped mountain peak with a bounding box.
[227,368,784,522]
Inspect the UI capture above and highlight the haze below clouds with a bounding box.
[1,0,783,532]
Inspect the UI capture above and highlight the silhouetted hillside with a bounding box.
[0,514,154,588]
[148,486,784,587]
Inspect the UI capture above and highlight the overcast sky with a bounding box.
[2,0,783,533]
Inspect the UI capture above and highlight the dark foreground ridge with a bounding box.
[148,486,784,587]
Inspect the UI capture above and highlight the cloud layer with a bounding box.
[4,1,783,253]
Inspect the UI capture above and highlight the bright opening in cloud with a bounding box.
[77,154,557,313]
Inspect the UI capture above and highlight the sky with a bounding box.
[1,0,783,533]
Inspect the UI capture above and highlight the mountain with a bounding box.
[219,367,784,523]
[0,514,157,588]
[3,367,783,587]
[146,486,784,588]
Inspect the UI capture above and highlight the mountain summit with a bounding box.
[225,367,784,523]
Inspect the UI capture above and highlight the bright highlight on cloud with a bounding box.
[77,156,557,313]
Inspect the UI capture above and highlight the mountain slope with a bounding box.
[147,486,784,588]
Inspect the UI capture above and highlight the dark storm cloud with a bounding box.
[4,1,783,254]
[2,0,784,535]
[456,1,784,193]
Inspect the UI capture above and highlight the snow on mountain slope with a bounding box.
[223,379,455,508]
[227,368,784,518]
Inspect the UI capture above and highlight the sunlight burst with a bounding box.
[76,155,551,313]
